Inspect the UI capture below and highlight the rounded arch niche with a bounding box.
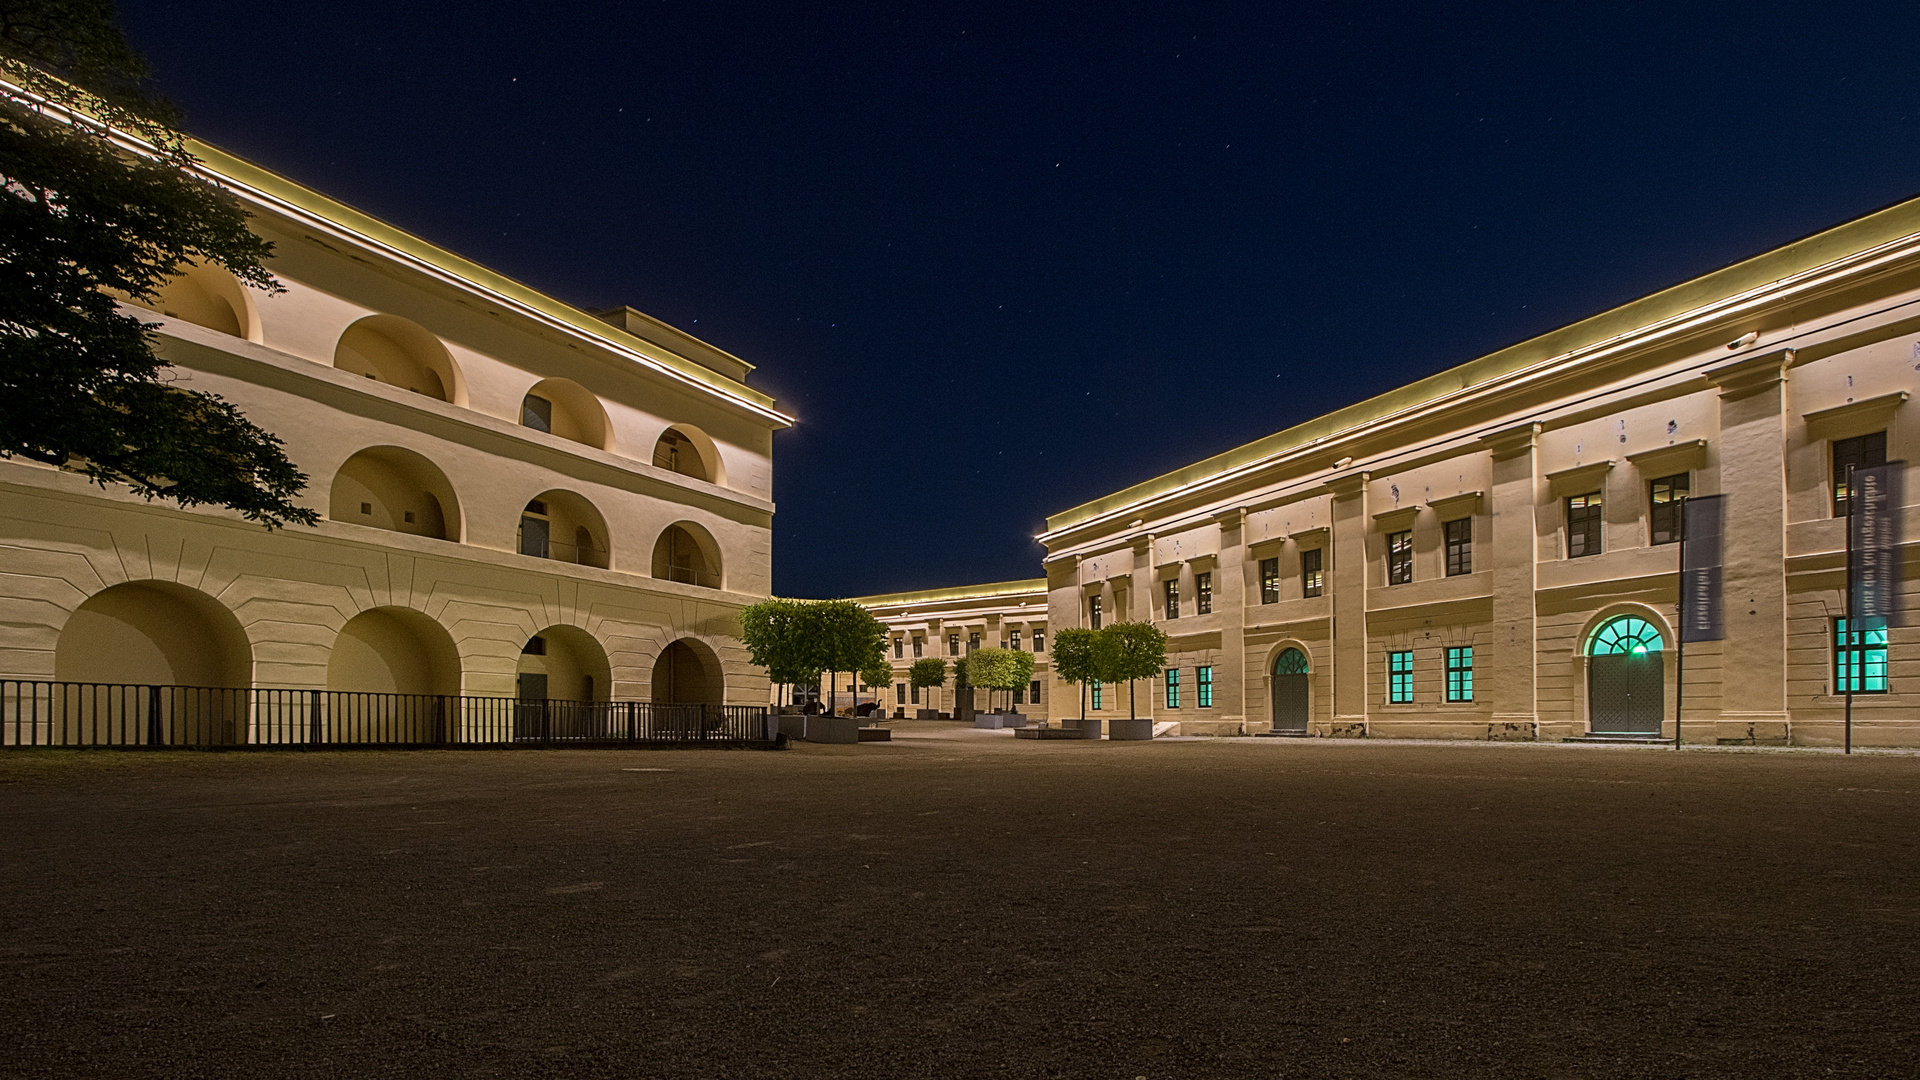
[516,625,612,703]
[651,424,725,485]
[126,260,261,342]
[651,521,722,589]
[56,581,251,688]
[327,607,461,696]
[517,489,611,569]
[652,637,723,706]
[329,446,462,541]
[521,378,611,451]
[334,315,465,405]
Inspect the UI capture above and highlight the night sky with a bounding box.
[121,1,1920,598]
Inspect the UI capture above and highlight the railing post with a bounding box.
[145,685,162,746]
[308,690,322,746]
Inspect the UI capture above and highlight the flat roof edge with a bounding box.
[853,579,1049,608]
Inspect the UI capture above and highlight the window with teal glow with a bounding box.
[1834,617,1889,693]
[1165,667,1181,708]
[1388,650,1414,703]
[1446,646,1473,702]
[1587,616,1665,655]
[1197,665,1213,708]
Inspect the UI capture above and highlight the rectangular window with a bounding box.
[1833,431,1889,517]
[520,394,553,433]
[1387,530,1413,585]
[912,636,924,658]
[911,684,920,704]
[1196,572,1213,615]
[1567,492,1603,558]
[518,514,550,559]
[895,683,906,704]
[1010,630,1022,650]
[1260,557,1280,604]
[1388,650,1414,704]
[1446,646,1474,702]
[1089,595,1103,629]
[948,634,959,656]
[1164,578,1180,620]
[1030,680,1042,705]
[1834,617,1890,693]
[1165,668,1181,708]
[1444,518,1473,576]
[1302,548,1324,598]
[1198,666,1213,708]
[893,637,903,659]
[1091,680,1103,710]
[968,632,980,652]
[1033,630,1045,652]
[1649,473,1690,545]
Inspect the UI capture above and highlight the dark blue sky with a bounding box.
[123,1,1920,597]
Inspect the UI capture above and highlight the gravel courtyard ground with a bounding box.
[1,723,1916,1079]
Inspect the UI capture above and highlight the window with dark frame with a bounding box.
[968,632,980,652]
[912,636,924,658]
[1091,680,1102,709]
[1010,629,1022,650]
[1029,680,1041,705]
[1089,595,1103,629]
[1196,572,1213,614]
[911,684,920,704]
[1566,492,1603,558]
[1034,630,1046,652]
[1444,518,1473,576]
[1649,474,1689,545]
[893,637,903,659]
[1834,617,1890,693]
[895,683,906,704]
[1197,665,1213,708]
[1387,530,1413,585]
[1832,431,1889,517]
[948,633,959,656]
[1260,557,1280,604]
[1388,650,1414,703]
[1163,578,1180,620]
[1301,548,1324,597]
[1446,646,1474,702]
[1165,667,1181,708]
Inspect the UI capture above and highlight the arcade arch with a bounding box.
[652,638,723,706]
[651,424,724,485]
[515,625,612,703]
[124,260,260,341]
[329,446,461,541]
[651,521,722,589]
[327,607,461,696]
[54,581,252,746]
[333,315,464,404]
[520,378,611,451]
[517,490,611,568]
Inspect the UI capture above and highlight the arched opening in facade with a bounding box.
[517,490,610,569]
[333,315,464,404]
[516,626,612,703]
[325,607,462,743]
[652,638,723,706]
[651,521,722,589]
[1586,615,1665,736]
[520,378,611,451]
[121,260,260,341]
[329,446,461,542]
[1270,646,1311,735]
[651,424,723,485]
[54,581,252,744]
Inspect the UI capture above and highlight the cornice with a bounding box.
[1704,348,1793,398]
[1802,391,1910,434]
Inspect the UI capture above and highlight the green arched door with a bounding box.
[1271,648,1311,734]
[1587,616,1664,735]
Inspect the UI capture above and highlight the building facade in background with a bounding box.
[0,138,791,729]
[1036,197,1920,746]
[858,580,1050,720]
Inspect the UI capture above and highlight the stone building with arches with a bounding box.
[0,138,791,727]
[1035,194,1920,747]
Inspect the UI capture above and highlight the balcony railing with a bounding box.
[660,563,719,589]
[0,680,774,749]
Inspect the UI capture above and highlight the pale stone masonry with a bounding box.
[0,136,791,710]
[1033,195,1920,745]
[856,581,1051,720]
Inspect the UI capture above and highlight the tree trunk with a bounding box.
[1129,679,1136,721]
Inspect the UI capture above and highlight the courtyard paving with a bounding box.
[1,722,1916,1078]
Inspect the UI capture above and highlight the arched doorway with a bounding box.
[54,581,252,745]
[652,638,722,737]
[515,626,613,741]
[651,425,723,484]
[651,522,722,589]
[1587,615,1665,736]
[326,608,462,743]
[330,446,461,541]
[517,490,610,568]
[1270,647,1311,734]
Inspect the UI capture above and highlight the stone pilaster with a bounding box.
[1479,422,1541,738]
[1328,473,1370,736]
[1705,350,1793,744]
[1216,507,1248,729]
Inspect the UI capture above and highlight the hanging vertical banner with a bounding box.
[1850,461,1906,627]
[1680,494,1726,642]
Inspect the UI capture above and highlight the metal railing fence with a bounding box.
[0,680,773,749]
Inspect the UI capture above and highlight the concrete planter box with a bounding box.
[857,726,892,742]
[915,709,942,721]
[1000,712,1028,729]
[1108,718,1155,741]
[804,715,861,744]
[973,714,1005,730]
[777,714,806,739]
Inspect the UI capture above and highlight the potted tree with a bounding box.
[967,646,1036,728]
[738,597,823,739]
[1051,627,1101,739]
[909,657,947,720]
[1098,621,1169,741]
[952,656,974,726]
